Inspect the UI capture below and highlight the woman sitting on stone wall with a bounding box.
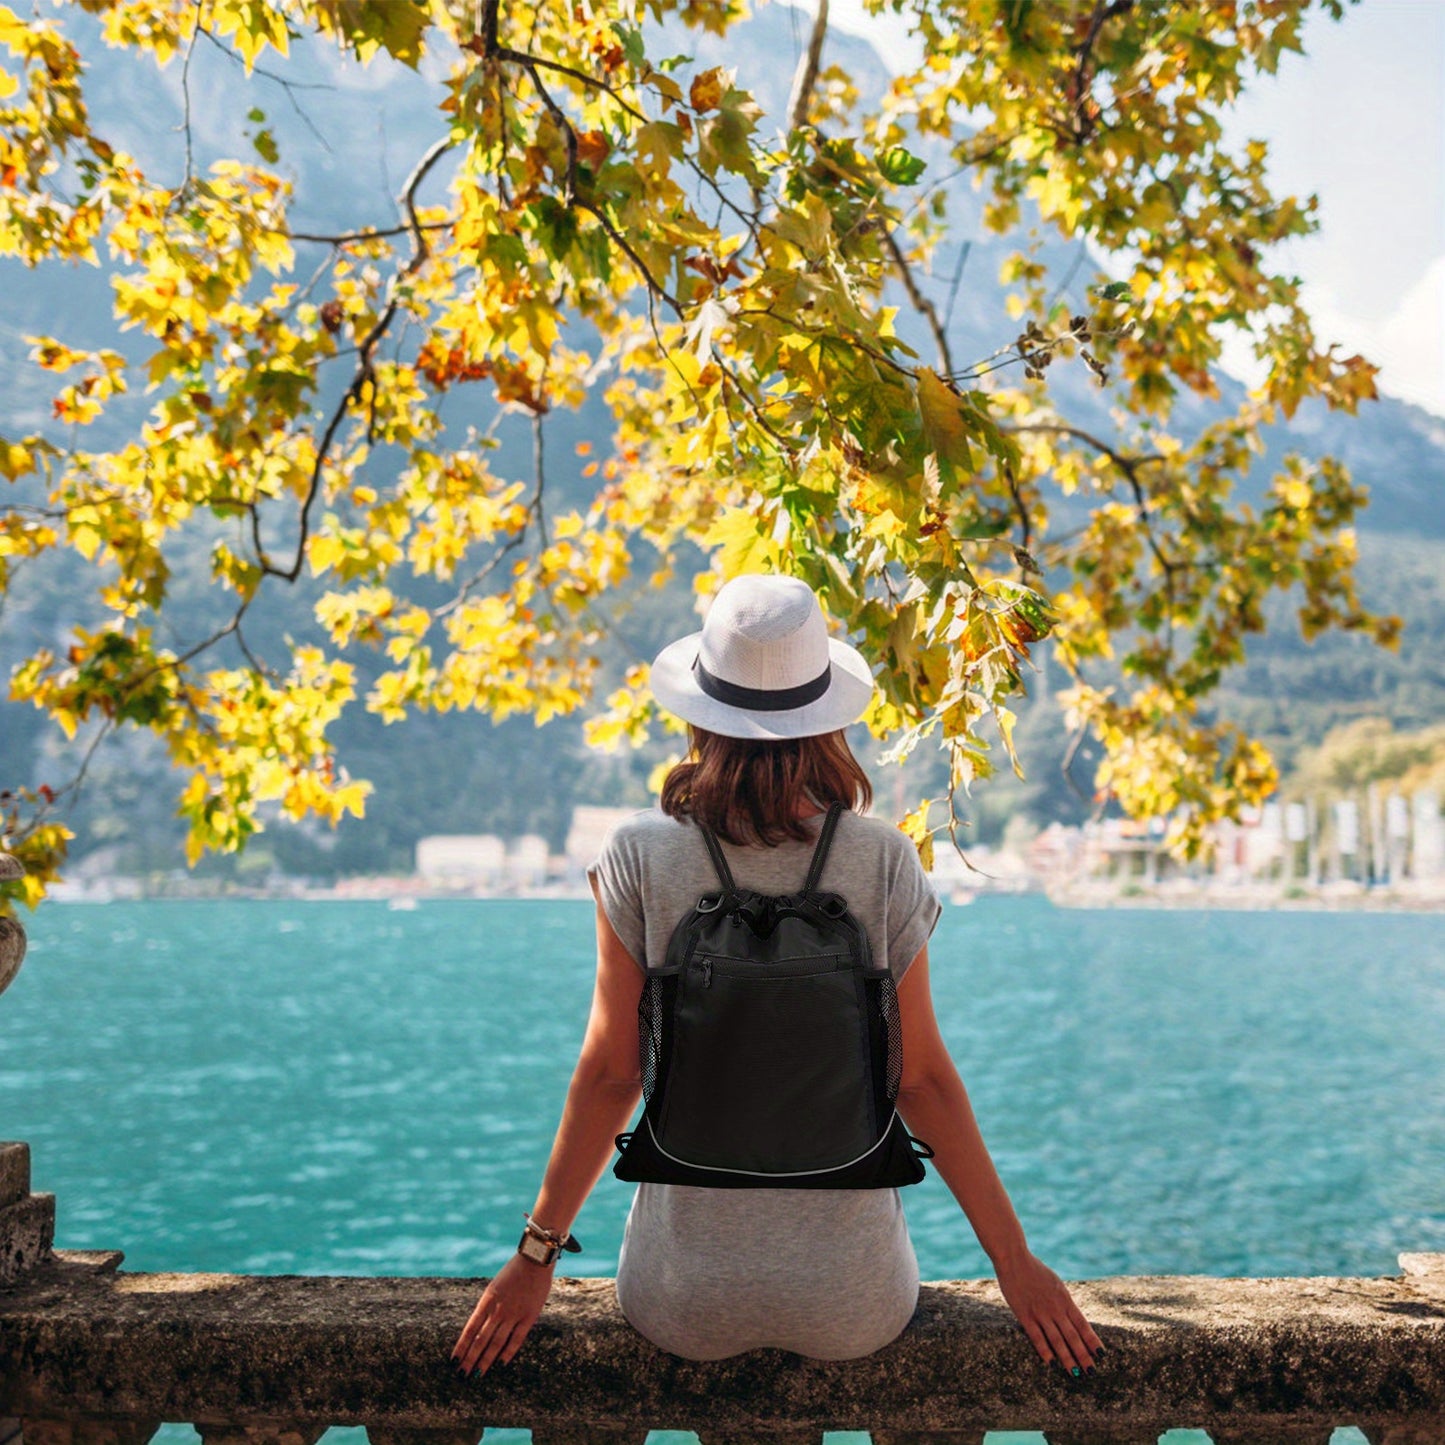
[450,571,1104,1374]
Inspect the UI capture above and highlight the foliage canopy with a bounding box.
[0,0,1398,909]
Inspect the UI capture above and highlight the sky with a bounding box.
[821,0,1445,418]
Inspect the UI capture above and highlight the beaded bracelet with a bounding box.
[522,1210,582,1252]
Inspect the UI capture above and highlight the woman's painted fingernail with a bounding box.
[1070,1365,1081,1377]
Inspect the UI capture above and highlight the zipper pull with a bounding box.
[697,956,711,988]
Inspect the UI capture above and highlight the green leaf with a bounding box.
[528,196,579,260]
[614,22,645,67]
[875,145,926,186]
[953,509,1012,540]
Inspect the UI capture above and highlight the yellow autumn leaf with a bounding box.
[307,533,346,576]
[916,368,978,488]
[898,798,935,873]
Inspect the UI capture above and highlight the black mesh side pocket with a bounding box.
[879,971,902,1101]
[861,971,903,1140]
[637,973,677,1105]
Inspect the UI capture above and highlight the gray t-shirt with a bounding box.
[586,804,943,1361]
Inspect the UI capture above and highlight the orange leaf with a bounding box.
[689,67,728,114]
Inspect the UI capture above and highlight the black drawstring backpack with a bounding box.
[612,800,935,1188]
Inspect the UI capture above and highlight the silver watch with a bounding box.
[517,1211,582,1267]
[517,1227,563,1267]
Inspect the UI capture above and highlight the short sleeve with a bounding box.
[586,822,648,970]
[887,835,943,985]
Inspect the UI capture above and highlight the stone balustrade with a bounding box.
[2,1144,1443,1444]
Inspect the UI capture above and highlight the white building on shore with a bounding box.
[415,834,506,888]
[506,834,550,890]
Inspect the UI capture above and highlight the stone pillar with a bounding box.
[0,851,26,999]
[1043,1436,1159,1445]
[366,1431,484,1445]
[695,1436,820,1445]
[194,1424,325,1445]
[15,1423,161,1445]
[0,1142,55,1285]
[874,1433,985,1444]
[3,1144,131,1445]
[530,1433,645,1445]
[1210,1431,1333,1444]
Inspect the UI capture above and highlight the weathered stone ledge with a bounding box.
[3,1144,1443,1442]
[2,1252,1443,1440]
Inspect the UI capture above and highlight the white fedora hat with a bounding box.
[649,573,876,740]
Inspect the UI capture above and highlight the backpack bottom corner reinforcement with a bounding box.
[612,800,935,1189]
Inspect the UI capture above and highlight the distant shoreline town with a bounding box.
[46,797,1445,913]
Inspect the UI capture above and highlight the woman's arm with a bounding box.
[451,888,643,1378]
[894,943,1104,1374]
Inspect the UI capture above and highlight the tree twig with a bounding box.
[197,25,336,155]
[786,0,829,134]
[942,238,971,339]
[161,0,205,217]
[517,59,684,316]
[283,219,456,244]
[257,136,455,582]
[531,409,550,551]
[1067,0,1135,144]
[882,226,952,375]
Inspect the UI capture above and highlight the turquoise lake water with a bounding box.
[3,896,1443,1443]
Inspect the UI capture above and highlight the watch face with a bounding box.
[519,1231,554,1265]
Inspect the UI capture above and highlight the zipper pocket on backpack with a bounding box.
[690,953,849,987]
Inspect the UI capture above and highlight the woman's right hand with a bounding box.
[452,1253,556,1377]
[994,1250,1104,1374]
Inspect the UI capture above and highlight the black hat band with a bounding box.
[692,654,832,712]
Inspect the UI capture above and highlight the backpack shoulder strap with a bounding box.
[802,800,846,896]
[697,818,740,900]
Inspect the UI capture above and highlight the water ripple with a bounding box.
[4,896,1442,1280]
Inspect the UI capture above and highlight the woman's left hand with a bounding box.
[451,1254,555,1377]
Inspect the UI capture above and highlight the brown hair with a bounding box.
[658,724,873,847]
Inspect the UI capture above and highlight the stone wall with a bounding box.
[2,1144,1443,1443]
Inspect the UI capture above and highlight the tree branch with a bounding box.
[160,0,205,218]
[257,136,455,583]
[942,238,971,340]
[882,226,952,375]
[786,0,829,134]
[1067,0,1135,144]
[1002,419,1180,575]
[282,219,456,244]
[531,409,550,551]
[198,25,336,156]
[518,58,684,316]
